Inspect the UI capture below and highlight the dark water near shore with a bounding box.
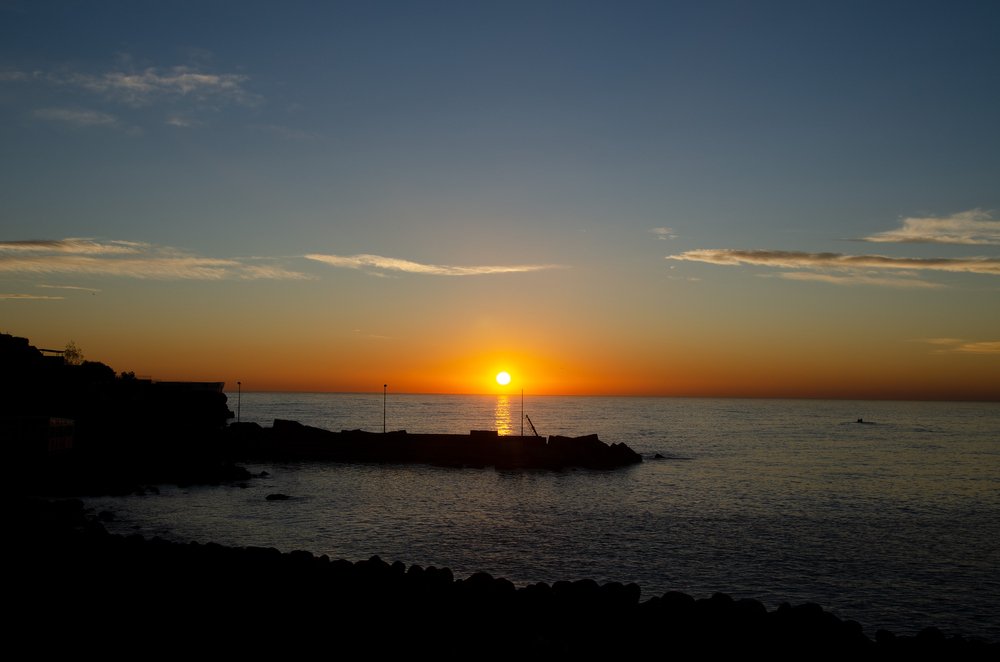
[86,394,1000,640]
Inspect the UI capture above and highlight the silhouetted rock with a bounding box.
[10,497,998,658]
[265,493,290,500]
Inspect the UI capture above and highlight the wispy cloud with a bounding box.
[305,253,561,277]
[668,249,1000,276]
[33,107,118,127]
[914,338,1000,355]
[63,66,254,107]
[5,60,259,128]
[165,115,201,128]
[862,209,1000,245]
[955,341,1000,354]
[354,328,392,340]
[38,284,101,293]
[650,227,676,240]
[773,271,944,289]
[0,239,145,255]
[0,293,64,300]
[919,337,966,346]
[0,239,308,280]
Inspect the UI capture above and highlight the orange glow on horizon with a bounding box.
[35,324,999,402]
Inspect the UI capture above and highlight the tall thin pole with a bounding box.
[521,388,524,437]
[383,384,387,433]
[237,381,241,423]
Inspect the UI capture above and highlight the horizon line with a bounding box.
[222,389,1000,404]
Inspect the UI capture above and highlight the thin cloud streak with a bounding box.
[915,338,965,346]
[0,293,64,300]
[862,209,1000,245]
[305,253,562,276]
[668,250,1000,276]
[38,284,101,293]
[915,338,1000,355]
[166,116,201,128]
[0,239,145,254]
[33,107,118,127]
[774,271,944,289]
[955,341,1000,354]
[0,239,308,280]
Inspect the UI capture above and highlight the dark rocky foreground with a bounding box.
[226,419,643,470]
[12,498,995,658]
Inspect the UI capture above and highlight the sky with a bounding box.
[1,0,998,400]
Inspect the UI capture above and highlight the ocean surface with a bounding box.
[85,393,1000,641]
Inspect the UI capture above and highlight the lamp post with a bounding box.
[521,388,524,437]
[237,381,241,423]
[383,384,387,433]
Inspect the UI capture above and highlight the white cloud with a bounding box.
[650,227,676,240]
[862,209,1000,245]
[0,239,308,280]
[33,107,118,127]
[305,253,561,276]
[667,249,1000,276]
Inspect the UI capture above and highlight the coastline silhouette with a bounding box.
[11,497,995,656]
[4,333,996,653]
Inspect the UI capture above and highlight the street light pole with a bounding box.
[383,384,387,433]
[237,381,241,423]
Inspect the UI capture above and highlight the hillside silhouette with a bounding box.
[1,333,242,493]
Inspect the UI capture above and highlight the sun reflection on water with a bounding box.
[494,395,513,435]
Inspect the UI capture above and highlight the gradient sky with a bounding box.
[1,1,998,399]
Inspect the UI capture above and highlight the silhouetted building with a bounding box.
[1,416,75,459]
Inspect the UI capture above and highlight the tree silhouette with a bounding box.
[64,340,83,365]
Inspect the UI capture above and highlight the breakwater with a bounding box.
[226,419,643,469]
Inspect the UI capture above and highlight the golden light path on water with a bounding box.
[494,395,513,436]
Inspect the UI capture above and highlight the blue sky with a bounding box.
[2,1,998,397]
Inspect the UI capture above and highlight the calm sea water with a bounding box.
[85,394,1000,641]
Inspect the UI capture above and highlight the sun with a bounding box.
[495,371,511,386]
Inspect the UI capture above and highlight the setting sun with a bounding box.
[496,371,511,386]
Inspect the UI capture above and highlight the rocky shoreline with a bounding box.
[12,497,996,657]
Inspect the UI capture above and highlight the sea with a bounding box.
[84,393,1000,641]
